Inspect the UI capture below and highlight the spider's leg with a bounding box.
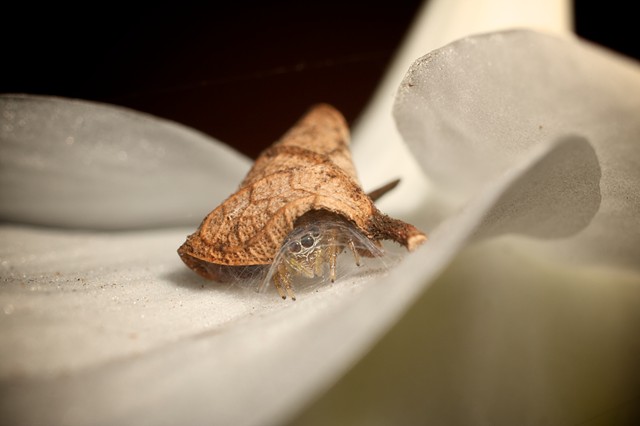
[272,261,296,300]
[326,230,340,283]
[279,262,296,300]
[272,267,287,299]
[347,238,361,267]
[313,247,324,277]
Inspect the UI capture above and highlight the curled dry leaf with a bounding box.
[178,104,427,299]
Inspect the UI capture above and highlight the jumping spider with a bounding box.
[268,210,381,300]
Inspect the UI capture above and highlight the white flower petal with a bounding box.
[395,30,640,268]
[351,0,571,218]
[0,95,250,229]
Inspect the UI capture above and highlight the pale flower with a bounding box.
[1,3,639,426]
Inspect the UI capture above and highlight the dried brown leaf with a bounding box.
[178,104,426,285]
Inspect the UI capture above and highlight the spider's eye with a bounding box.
[289,242,302,253]
[309,226,321,239]
[300,234,315,248]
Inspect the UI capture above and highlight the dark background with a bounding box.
[2,1,637,159]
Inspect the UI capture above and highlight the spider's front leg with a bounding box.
[273,261,297,300]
